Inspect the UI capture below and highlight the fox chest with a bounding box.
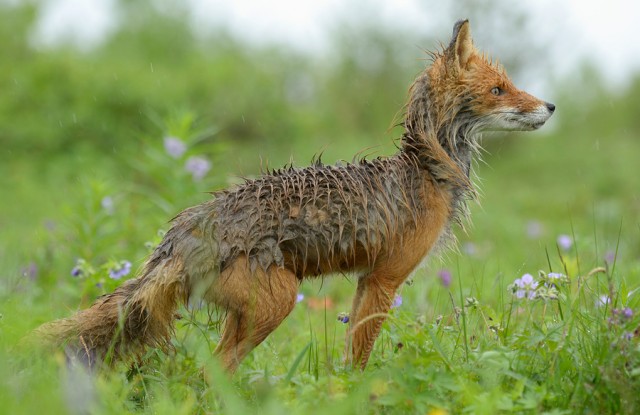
[374,183,453,277]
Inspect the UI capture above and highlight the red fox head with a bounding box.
[431,19,555,132]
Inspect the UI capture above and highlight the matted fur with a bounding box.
[34,19,553,371]
[212,153,428,276]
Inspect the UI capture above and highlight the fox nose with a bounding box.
[545,102,556,113]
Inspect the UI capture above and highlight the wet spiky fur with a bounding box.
[34,20,554,372]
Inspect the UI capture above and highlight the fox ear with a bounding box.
[447,19,475,70]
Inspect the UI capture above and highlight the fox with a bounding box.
[34,20,554,372]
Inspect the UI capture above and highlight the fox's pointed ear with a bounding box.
[447,19,475,70]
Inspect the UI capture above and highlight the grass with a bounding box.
[2,3,639,411]
[2,97,640,414]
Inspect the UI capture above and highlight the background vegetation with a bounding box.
[1,1,639,414]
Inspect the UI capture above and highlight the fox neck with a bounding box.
[400,73,479,190]
[398,72,480,232]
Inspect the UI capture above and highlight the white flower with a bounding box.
[164,136,186,158]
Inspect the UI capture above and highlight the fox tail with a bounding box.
[33,254,190,367]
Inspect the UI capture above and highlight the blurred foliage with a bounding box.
[0,0,427,275]
[1,0,639,292]
[1,0,640,413]
[0,0,421,159]
[0,0,639,286]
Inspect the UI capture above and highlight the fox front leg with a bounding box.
[346,271,402,369]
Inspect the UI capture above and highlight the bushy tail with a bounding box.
[34,257,189,368]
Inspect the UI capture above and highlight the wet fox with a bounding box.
[36,20,554,372]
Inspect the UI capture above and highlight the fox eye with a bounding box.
[490,87,503,96]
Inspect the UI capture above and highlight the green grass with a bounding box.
[2,102,640,414]
[1,4,640,411]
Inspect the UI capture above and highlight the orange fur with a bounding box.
[347,179,452,368]
[33,20,554,373]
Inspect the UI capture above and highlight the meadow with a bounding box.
[1,3,640,414]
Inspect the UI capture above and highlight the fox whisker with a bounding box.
[33,19,553,373]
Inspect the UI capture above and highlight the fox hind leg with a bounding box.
[211,259,298,373]
[214,310,249,372]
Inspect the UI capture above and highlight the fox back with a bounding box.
[34,19,554,372]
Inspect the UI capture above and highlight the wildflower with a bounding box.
[547,272,563,280]
[526,220,543,239]
[185,156,211,181]
[163,136,186,158]
[534,272,568,300]
[557,234,573,251]
[462,242,477,256]
[512,273,538,300]
[101,196,114,215]
[604,250,616,264]
[108,260,132,280]
[464,297,479,309]
[543,271,567,286]
[438,269,452,288]
[71,258,94,278]
[609,307,635,329]
[296,293,304,303]
[22,262,39,281]
[597,295,611,307]
[392,294,403,308]
[622,332,634,341]
[337,312,350,324]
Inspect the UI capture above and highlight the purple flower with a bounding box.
[604,250,616,264]
[544,272,565,289]
[337,312,349,324]
[296,293,304,303]
[164,136,186,158]
[438,269,452,288]
[526,220,543,239]
[557,234,573,251]
[109,260,132,280]
[101,196,114,215]
[71,266,82,278]
[513,273,538,300]
[520,273,536,287]
[22,262,39,281]
[392,294,403,308]
[623,332,633,341]
[185,156,211,181]
[623,307,633,319]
